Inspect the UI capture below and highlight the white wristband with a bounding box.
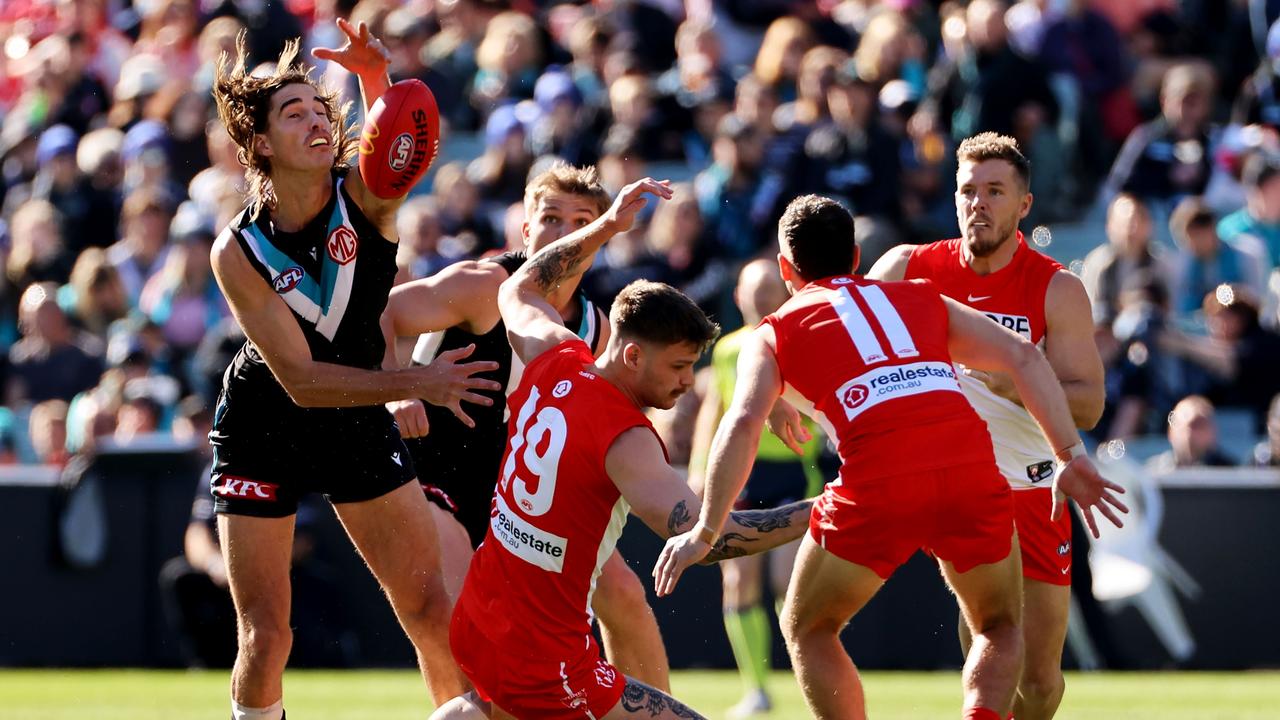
[1054,441,1087,467]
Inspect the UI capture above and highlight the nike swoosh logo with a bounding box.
[1061,565,1071,574]
[967,294,993,303]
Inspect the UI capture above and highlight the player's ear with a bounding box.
[253,133,273,158]
[622,341,642,370]
[1019,191,1034,221]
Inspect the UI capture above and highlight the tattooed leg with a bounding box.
[605,678,707,720]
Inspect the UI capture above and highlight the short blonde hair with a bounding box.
[522,163,611,219]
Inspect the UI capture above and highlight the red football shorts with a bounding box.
[450,603,625,720]
[1012,486,1073,585]
[811,461,1014,578]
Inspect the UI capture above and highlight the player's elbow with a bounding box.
[274,362,322,407]
[1073,391,1106,431]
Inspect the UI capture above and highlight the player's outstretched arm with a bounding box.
[944,296,1128,537]
[311,18,391,113]
[605,426,811,598]
[212,233,500,412]
[386,261,507,339]
[500,177,673,364]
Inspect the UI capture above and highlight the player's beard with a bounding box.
[964,214,1018,258]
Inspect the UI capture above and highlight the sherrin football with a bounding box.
[358,79,441,199]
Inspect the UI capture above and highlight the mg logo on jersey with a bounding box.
[388,132,414,172]
[327,226,359,265]
[983,311,1032,340]
[214,476,279,501]
[272,266,303,293]
[552,380,573,398]
[842,384,868,410]
[834,361,962,421]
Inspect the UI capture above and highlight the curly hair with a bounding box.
[956,132,1031,190]
[213,32,356,215]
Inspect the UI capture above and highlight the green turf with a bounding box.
[0,669,1276,719]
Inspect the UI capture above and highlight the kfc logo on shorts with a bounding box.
[594,661,617,688]
[842,384,869,410]
[272,266,304,294]
[552,380,573,398]
[388,132,414,172]
[327,226,359,265]
[214,475,280,501]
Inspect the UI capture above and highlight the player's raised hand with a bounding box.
[766,397,811,456]
[652,530,712,597]
[385,398,429,438]
[603,177,673,235]
[1052,454,1129,538]
[311,18,390,77]
[411,344,502,429]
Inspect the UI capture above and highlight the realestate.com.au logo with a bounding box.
[834,361,962,421]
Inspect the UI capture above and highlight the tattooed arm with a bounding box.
[653,326,797,596]
[498,177,672,365]
[608,426,811,573]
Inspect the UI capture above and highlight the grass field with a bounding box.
[2,669,1277,719]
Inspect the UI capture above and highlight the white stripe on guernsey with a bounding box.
[410,330,445,365]
[584,304,597,349]
[829,287,888,365]
[315,178,357,341]
[240,229,324,322]
[856,284,919,358]
[584,494,631,624]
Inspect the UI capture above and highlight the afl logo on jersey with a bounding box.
[552,380,573,398]
[830,277,854,285]
[842,384,869,410]
[388,132,414,172]
[327,226,359,265]
[272,266,303,294]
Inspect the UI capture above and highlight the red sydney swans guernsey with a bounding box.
[763,275,995,486]
[905,233,1064,488]
[454,338,665,660]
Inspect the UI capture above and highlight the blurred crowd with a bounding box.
[3,0,1280,474]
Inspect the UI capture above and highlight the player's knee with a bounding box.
[780,601,836,648]
[596,561,647,615]
[1020,665,1065,705]
[428,693,489,720]
[236,619,292,667]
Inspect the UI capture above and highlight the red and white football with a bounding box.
[357,79,441,199]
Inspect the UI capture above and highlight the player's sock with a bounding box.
[231,699,283,720]
[724,605,771,694]
[962,707,1001,720]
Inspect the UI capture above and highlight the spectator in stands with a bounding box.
[753,16,816,105]
[61,248,129,341]
[187,120,242,224]
[1083,193,1164,328]
[469,104,535,212]
[646,183,727,320]
[470,11,542,116]
[6,199,73,289]
[1218,151,1280,267]
[1102,271,1179,439]
[1231,18,1280,130]
[528,67,599,168]
[120,119,183,205]
[1252,393,1280,466]
[35,124,118,252]
[1161,285,1280,430]
[108,187,173,306]
[695,115,769,260]
[5,283,104,407]
[1165,197,1267,318]
[598,124,649,195]
[396,195,451,281]
[75,127,124,229]
[433,161,498,257]
[852,8,928,96]
[29,398,70,467]
[1102,62,1217,208]
[803,67,902,223]
[139,203,225,364]
[1148,395,1236,471]
[608,73,685,162]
